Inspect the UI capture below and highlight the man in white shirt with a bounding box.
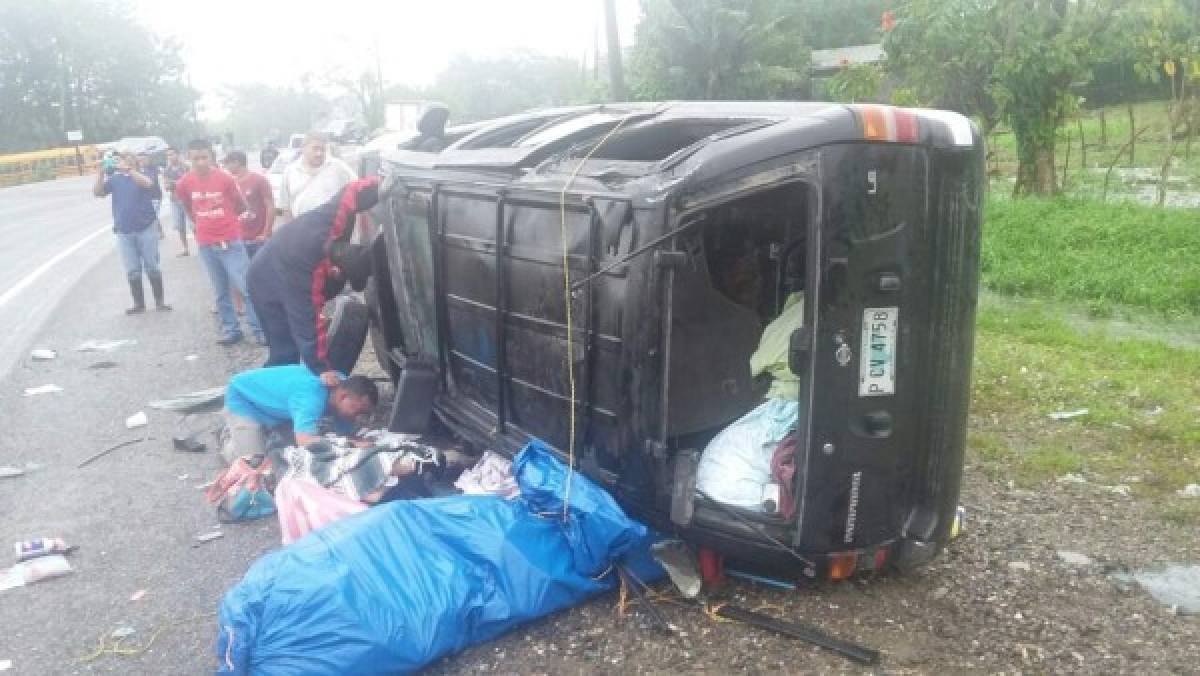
[279,131,357,224]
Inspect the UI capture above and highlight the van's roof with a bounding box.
[381,101,977,188]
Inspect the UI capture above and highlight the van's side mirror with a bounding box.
[789,328,812,375]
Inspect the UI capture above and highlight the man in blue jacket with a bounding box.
[222,363,379,463]
[92,151,171,313]
[247,176,379,385]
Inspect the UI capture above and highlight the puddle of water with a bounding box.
[1110,565,1200,615]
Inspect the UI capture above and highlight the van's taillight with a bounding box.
[828,552,857,580]
[855,105,919,144]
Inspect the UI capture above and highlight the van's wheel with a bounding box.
[325,295,370,375]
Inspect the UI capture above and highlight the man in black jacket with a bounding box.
[247,177,379,385]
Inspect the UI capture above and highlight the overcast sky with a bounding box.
[133,0,641,116]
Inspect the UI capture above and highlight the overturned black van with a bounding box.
[362,102,984,580]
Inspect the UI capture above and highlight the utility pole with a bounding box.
[603,0,627,101]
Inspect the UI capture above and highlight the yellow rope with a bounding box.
[77,612,216,663]
[558,112,636,520]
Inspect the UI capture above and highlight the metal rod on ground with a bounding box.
[78,437,147,468]
[714,604,881,666]
[616,564,673,634]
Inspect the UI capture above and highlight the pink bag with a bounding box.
[275,478,367,545]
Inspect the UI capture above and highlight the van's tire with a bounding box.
[325,295,370,375]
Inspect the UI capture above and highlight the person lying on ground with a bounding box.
[247,176,380,385]
[222,363,378,463]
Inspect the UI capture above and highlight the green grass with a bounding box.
[982,196,1200,316]
[966,303,1200,516]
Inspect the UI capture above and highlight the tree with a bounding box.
[0,0,198,153]
[886,0,1117,196]
[388,53,596,124]
[628,0,809,101]
[798,0,891,50]
[1127,0,1200,205]
[218,81,331,149]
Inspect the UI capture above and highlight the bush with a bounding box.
[982,197,1200,316]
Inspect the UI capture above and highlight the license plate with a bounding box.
[859,307,898,397]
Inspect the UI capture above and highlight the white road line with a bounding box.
[0,224,110,309]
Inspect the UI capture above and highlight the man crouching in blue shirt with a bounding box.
[221,363,378,463]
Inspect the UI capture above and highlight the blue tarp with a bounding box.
[215,440,660,674]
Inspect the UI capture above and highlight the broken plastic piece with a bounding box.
[87,361,118,370]
[22,384,63,397]
[1048,409,1089,421]
[0,554,73,591]
[76,339,136,352]
[125,412,148,429]
[129,589,147,601]
[1111,565,1200,615]
[173,435,207,453]
[0,467,24,479]
[194,531,224,544]
[185,354,199,361]
[652,540,702,599]
[30,349,57,360]
[110,626,136,639]
[148,386,225,413]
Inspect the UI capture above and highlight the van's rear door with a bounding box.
[796,142,930,555]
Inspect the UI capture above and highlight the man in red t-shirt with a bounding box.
[221,150,275,258]
[175,139,265,346]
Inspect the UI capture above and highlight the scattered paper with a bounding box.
[30,349,57,360]
[184,354,199,362]
[22,384,63,397]
[177,474,189,481]
[1048,409,1088,421]
[125,412,148,429]
[0,658,12,671]
[194,531,223,544]
[76,339,136,352]
[0,467,25,479]
[110,626,136,639]
[129,589,147,602]
[1177,484,1200,498]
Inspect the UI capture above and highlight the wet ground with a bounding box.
[0,182,1196,674]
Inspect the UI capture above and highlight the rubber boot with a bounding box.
[126,278,146,314]
[148,272,171,311]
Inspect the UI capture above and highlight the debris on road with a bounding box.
[30,349,57,360]
[216,441,661,675]
[1177,484,1200,498]
[75,339,136,352]
[184,354,199,361]
[1057,473,1088,484]
[652,540,702,599]
[1048,408,1089,420]
[0,467,25,479]
[148,386,224,413]
[87,361,118,370]
[125,411,148,429]
[177,474,190,481]
[0,658,11,671]
[711,603,881,666]
[194,531,224,545]
[172,435,207,453]
[22,384,63,397]
[1008,561,1033,573]
[1057,551,1094,567]
[130,589,147,602]
[110,626,136,640]
[77,437,148,468]
[15,537,75,562]
[0,554,73,592]
[1111,565,1200,615]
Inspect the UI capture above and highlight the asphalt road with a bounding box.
[0,177,277,673]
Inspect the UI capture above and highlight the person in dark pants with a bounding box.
[92,151,171,314]
[247,177,379,386]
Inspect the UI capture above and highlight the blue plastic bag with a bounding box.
[216,440,660,675]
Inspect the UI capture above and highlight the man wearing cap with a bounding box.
[247,177,380,385]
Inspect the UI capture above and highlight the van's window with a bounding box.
[454,114,577,150]
[514,112,630,148]
[579,119,759,163]
[667,182,812,441]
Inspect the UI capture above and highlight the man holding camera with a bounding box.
[92,151,171,314]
